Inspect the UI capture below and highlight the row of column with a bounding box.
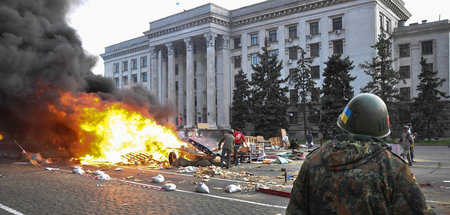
[148,32,231,129]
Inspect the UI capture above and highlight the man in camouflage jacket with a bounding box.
[286,93,435,214]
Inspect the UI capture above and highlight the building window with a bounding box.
[332,17,342,31]
[174,48,179,58]
[175,64,179,75]
[141,56,147,67]
[290,90,298,104]
[422,41,433,55]
[269,50,277,57]
[310,22,319,35]
[289,47,298,60]
[399,44,410,57]
[399,66,410,79]
[114,77,119,86]
[269,30,277,42]
[311,66,320,79]
[289,112,298,124]
[194,61,197,76]
[113,63,119,74]
[123,76,128,85]
[194,78,197,90]
[122,61,128,71]
[251,33,258,46]
[288,26,297,39]
[386,19,391,33]
[310,43,319,57]
[141,72,147,82]
[234,37,241,49]
[175,81,179,92]
[251,53,259,65]
[289,69,296,84]
[131,59,137,70]
[333,40,343,55]
[400,87,410,100]
[132,74,137,83]
[379,15,384,30]
[234,56,241,68]
[193,44,197,54]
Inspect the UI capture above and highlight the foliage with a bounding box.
[411,58,449,140]
[319,54,355,139]
[231,69,251,130]
[249,39,289,138]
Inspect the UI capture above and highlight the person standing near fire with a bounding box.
[286,93,434,214]
[233,128,246,165]
[218,129,235,169]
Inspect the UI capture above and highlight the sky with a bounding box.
[68,0,450,76]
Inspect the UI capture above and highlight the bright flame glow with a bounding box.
[48,91,186,165]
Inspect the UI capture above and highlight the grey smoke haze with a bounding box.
[0,0,174,153]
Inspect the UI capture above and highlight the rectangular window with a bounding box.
[332,17,342,31]
[122,61,128,71]
[311,66,320,79]
[141,72,147,82]
[234,56,241,68]
[310,22,319,35]
[114,77,119,86]
[175,64,179,75]
[234,37,241,49]
[386,19,391,33]
[174,48,179,58]
[289,26,297,39]
[251,53,259,65]
[141,56,147,67]
[269,30,277,42]
[399,44,410,57]
[251,34,258,46]
[399,66,410,79]
[289,69,296,84]
[194,61,197,76]
[132,74,137,83]
[290,90,298,104]
[310,43,319,57]
[289,112,298,124]
[333,40,343,55]
[269,50,277,57]
[289,47,298,60]
[123,76,128,85]
[131,59,137,70]
[193,44,197,54]
[400,87,410,100]
[194,78,197,90]
[379,15,384,30]
[175,81,179,92]
[113,63,119,73]
[422,41,433,55]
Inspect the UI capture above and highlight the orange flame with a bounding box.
[48,91,186,165]
[0,133,3,140]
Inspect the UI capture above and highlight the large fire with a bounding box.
[48,91,186,165]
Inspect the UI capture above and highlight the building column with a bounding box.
[150,46,158,98]
[166,42,175,124]
[184,37,195,128]
[158,50,163,102]
[204,32,217,129]
[219,35,231,129]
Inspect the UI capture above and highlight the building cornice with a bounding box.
[231,0,356,27]
[394,21,450,37]
[144,16,230,40]
[379,0,411,20]
[101,44,149,60]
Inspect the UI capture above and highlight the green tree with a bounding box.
[360,31,402,128]
[320,54,355,139]
[290,47,316,138]
[231,69,251,130]
[412,58,448,140]
[250,39,289,138]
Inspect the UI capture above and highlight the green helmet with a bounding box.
[337,93,390,138]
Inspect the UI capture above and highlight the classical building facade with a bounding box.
[101,0,447,134]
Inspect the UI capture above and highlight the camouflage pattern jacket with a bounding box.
[286,134,435,215]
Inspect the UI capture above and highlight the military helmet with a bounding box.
[337,93,390,138]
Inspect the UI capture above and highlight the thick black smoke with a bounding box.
[0,0,174,152]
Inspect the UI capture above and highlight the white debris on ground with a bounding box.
[93,170,105,176]
[72,166,85,174]
[225,184,242,193]
[95,173,111,181]
[45,167,59,171]
[162,183,176,191]
[152,174,164,183]
[194,183,210,193]
[115,168,123,171]
[177,166,198,173]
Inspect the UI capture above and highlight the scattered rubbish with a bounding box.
[93,170,105,176]
[43,159,53,164]
[277,157,289,164]
[194,183,210,193]
[31,153,44,163]
[152,174,164,183]
[256,187,291,198]
[262,160,271,164]
[162,183,176,191]
[115,168,123,171]
[72,166,85,174]
[45,167,60,171]
[126,176,135,180]
[438,186,450,190]
[177,166,198,173]
[29,160,39,166]
[96,173,111,180]
[225,184,242,193]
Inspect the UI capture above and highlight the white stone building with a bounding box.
[101,0,418,130]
